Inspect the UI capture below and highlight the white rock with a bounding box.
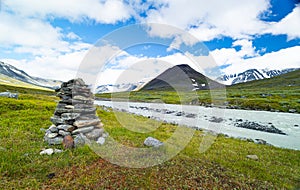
[144,137,164,147]
[96,137,105,145]
[65,105,75,109]
[40,148,63,155]
[54,149,63,153]
[246,154,259,160]
[40,148,54,155]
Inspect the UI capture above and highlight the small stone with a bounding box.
[40,148,54,155]
[102,132,109,138]
[73,119,101,128]
[61,113,80,120]
[45,132,58,139]
[73,95,92,101]
[85,128,104,140]
[144,137,164,147]
[47,137,63,145]
[57,125,75,132]
[47,173,55,179]
[65,105,75,109]
[58,130,71,136]
[72,126,94,135]
[255,139,267,145]
[50,116,64,125]
[54,149,63,153]
[74,134,87,147]
[96,137,105,145]
[49,125,58,133]
[246,154,259,160]
[288,109,297,113]
[63,135,74,149]
[40,148,63,155]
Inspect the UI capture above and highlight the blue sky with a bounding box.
[0,0,299,85]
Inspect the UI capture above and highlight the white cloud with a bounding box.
[265,5,300,40]
[0,12,66,50]
[143,0,270,41]
[211,45,300,74]
[3,0,133,24]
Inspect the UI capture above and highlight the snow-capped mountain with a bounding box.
[217,68,298,85]
[96,82,145,94]
[0,61,62,89]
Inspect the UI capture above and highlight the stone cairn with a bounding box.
[44,78,107,147]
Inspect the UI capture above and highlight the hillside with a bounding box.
[141,64,224,91]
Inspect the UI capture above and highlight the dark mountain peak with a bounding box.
[141,64,223,91]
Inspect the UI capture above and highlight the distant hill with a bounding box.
[217,68,298,85]
[229,69,300,89]
[141,64,224,91]
[0,61,62,90]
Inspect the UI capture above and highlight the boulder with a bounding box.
[246,154,259,160]
[144,137,164,147]
[0,92,18,99]
[85,128,104,140]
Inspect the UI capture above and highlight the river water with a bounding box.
[95,100,300,150]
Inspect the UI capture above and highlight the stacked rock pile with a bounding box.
[44,78,106,147]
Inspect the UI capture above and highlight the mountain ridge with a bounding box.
[0,61,62,89]
[217,68,298,85]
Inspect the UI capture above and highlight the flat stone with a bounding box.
[40,148,63,155]
[77,114,99,120]
[40,148,54,155]
[246,154,259,160]
[65,105,75,109]
[73,95,92,101]
[47,137,63,145]
[49,125,58,133]
[50,116,64,125]
[144,137,164,147]
[45,132,58,139]
[58,130,71,136]
[96,137,105,145]
[73,119,101,128]
[57,125,75,132]
[55,107,96,114]
[85,128,104,140]
[74,134,87,147]
[61,113,80,120]
[72,126,94,135]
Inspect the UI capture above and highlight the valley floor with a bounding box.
[0,91,300,189]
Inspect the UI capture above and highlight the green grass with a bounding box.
[0,91,300,189]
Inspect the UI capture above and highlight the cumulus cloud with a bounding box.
[3,0,133,24]
[211,45,300,74]
[265,5,300,40]
[143,0,270,40]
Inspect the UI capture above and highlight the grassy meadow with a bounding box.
[0,84,299,189]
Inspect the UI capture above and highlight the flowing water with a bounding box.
[95,100,300,150]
